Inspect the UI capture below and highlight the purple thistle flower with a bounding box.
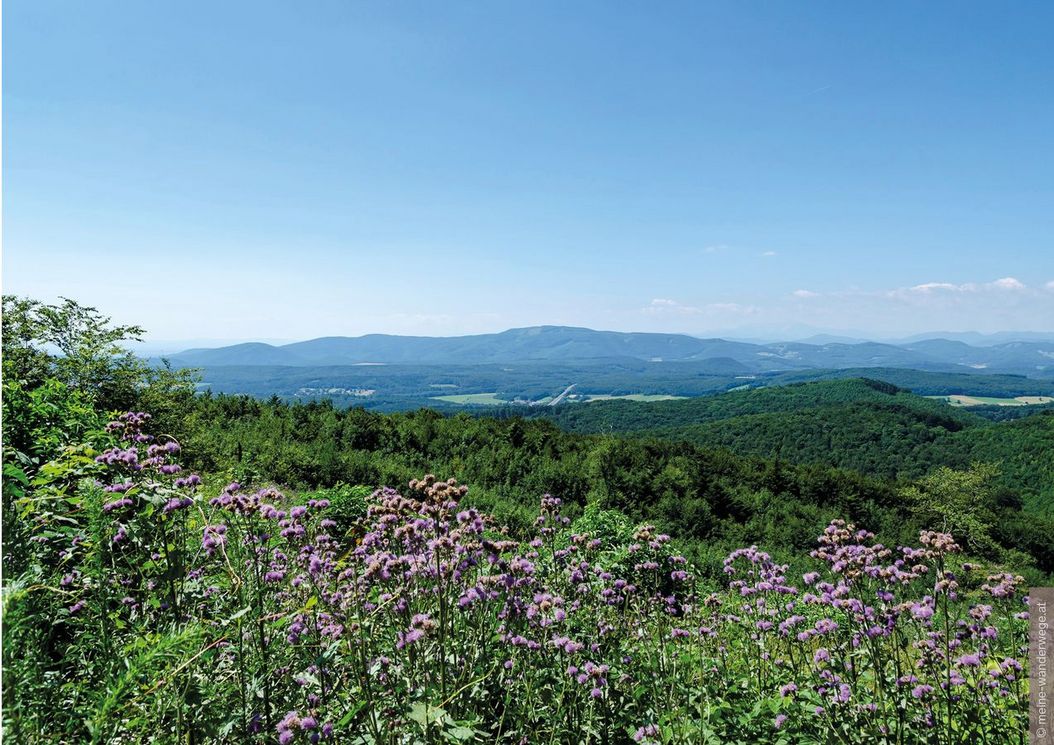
[633,724,660,743]
[396,628,425,650]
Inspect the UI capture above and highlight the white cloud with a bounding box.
[902,277,1026,295]
[909,282,965,293]
[703,244,728,254]
[643,298,758,317]
[633,275,1052,336]
[644,298,702,315]
[991,276,1025,291]
[760,250,777,257]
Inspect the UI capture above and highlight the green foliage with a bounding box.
[1,377,103,577]
[537,378,1054,518]
[168,392,1054,579]
[901,464,1002,557]
[1,294,199,422]
[3,295,145,410]
[2,377,100,462]
[298,483,372,539]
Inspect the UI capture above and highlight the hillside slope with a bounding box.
[539,379,1054,516]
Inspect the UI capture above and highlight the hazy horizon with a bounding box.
[5,2,1053,339]
[128,324,1054,358]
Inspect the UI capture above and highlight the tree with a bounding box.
[901,463,1002,556]
[3,295,147,409]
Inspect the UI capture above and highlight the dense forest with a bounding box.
[528,379,1054,517]
[2,296,1047,742]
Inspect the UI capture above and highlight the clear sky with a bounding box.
[4,1,1053,343]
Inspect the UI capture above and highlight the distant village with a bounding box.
[295,387,375,397]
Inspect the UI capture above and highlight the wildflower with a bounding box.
[103,498,133,513]
[633,724,660,743]
[814,618,838,634]
[911,602,934,620]
[396,628,425,650]
[163,497,193,513]
[202,524,228,555]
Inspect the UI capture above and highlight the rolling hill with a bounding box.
[163,326,1054,376]
[535,379,1054,516]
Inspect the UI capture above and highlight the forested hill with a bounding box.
[174,393,1053,577]
[539,378,977,432]
[533,378,1054,516]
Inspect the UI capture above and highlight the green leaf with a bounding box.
[408,702,447,728]
[222,606,252,626]
[444,725,476,742]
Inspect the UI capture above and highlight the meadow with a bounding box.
[926,395,1054,407]
[3,410,1031,743]
[581,394,687,403]
[432,392,510,405]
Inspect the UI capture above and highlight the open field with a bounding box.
[431,392,507,405]
[585,393,687,402]
[926,394,1054,407]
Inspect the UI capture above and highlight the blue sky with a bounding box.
[4,1,1053,342]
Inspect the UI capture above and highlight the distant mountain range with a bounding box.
[160,326,1054,377]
